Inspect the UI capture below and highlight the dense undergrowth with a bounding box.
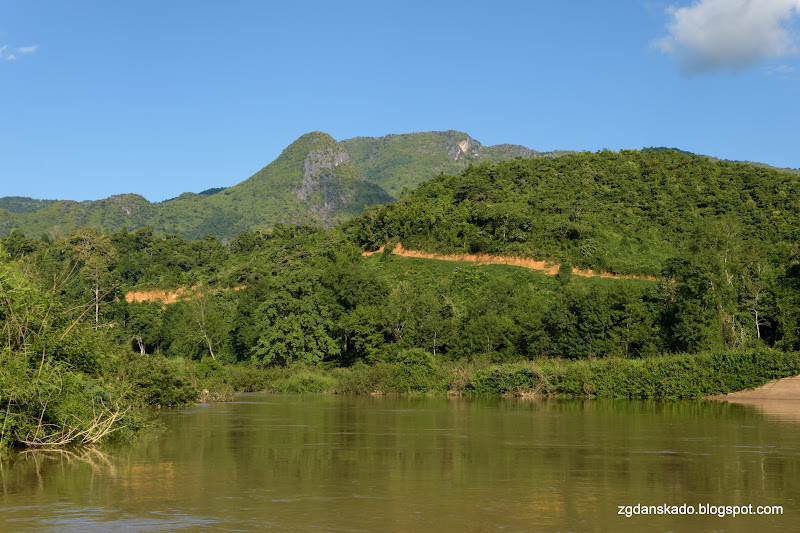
[0,254,197,452]
[188,348,800,400]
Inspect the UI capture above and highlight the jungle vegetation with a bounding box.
[2,148,800,450]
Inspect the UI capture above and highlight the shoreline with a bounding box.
[707,375,800,401]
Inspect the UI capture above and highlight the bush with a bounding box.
[333,362,397,394]
[394,348,441,392]
[465,350,800,399]
[275,370,337,393]
[0,355,149,449]
[334,351,449,394]
[226,364,272,392]
[109,353,198,407]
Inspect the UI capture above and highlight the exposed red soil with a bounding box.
[125,285,244,305]
[362,242,659,281]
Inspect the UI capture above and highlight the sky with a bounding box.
[1,0,799,202]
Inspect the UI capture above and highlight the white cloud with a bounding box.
[656,0,800,75]
[0,43,38,61]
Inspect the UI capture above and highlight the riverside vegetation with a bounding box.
[2,147,800,450]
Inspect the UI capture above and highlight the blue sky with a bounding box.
[1,0,799,202]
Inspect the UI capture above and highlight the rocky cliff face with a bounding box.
[286,134,390,229]
[446,135,483,160]
[296,146,351,201]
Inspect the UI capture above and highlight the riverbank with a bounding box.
[194,349,800,401]
[4,349,796,452]
[707,375,800,400]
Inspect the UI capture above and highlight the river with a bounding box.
[1,394,798,532]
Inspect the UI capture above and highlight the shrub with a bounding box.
[464,350,800,399]
[109,353,198,407]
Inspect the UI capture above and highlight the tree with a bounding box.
[252,285,339,366]
[661,256,725,353]
[126,302,163,355]
[186,292,229,360]
[67,228,117,330]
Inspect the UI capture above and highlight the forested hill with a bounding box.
[347,149,800,277]
[0,196,58,213]
[3,132,797,244]
[4,147,800,380]
[340,130,567,198]
[0,132,391,241]
[0,131,553,241]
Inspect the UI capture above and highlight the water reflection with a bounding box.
[1,395,798,532]
[722,399,800,423]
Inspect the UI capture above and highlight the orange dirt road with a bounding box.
[126,244,656,304]
[362,242,659,281]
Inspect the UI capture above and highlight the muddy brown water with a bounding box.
[1,395,798,532]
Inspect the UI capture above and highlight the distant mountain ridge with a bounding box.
[0,132,393,240]
[0,196,59,214]
[0,131,555,240]
[2,131,796,241]
[340,130,571,198]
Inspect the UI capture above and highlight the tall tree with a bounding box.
[67,228,117,330]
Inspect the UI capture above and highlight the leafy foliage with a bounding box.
[350,149,800,275]
[465,350,800,399]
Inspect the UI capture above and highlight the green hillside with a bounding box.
[0,196,58,213]
[134,132,392,239]
[0,194,156,240]
[4,148,800,416]
[341,130,561,198]
[348,148,800,277]
[1,130,552,241]
[0,132,392,241]
[3,131,797,244]
[5,137,800,452]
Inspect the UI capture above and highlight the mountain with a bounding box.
[208,131,391,231]
[0,196,58,214]
[0,132,392,241]
[341,130,567,198]
[5,130,795,243]
[134,131,392,238]
[0,130,554,241]
[0,194,156,241]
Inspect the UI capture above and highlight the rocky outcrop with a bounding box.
[484,143,539,159]
[446,135,482,160]
[296,147,351,201]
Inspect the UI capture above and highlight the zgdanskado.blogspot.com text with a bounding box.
[618,503,783,518]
